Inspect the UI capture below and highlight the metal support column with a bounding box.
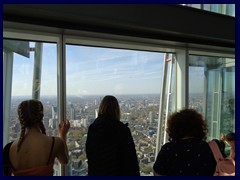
[175,49,189,110]
[163,56,173,145]
[32,42,43,100]
[58,34,67,176]
[3,52,13,146]
[155,53,168,158]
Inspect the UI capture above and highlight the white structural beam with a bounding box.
[58,34,67,176]
[155,53,168,158]
[3,52,13,146]
[175,49,189,110]
[32,42,43,100]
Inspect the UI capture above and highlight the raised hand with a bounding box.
[58,120,70,138]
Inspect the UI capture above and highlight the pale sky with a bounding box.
[11,42,203,96]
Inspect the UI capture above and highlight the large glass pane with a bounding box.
[66,45,166,176]
[188,55,235,142]
[3,39,59,174]
[221,66,235,131]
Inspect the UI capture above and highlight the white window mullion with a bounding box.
[175,49,189,110]
[3,52,13,146]
[57,34,67,176]
[155,53,168,159]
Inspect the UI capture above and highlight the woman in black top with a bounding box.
[86,95,140,176]
[153,108,216,176]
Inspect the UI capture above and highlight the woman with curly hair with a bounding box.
[153,108,216,176]
[3,99,70,176]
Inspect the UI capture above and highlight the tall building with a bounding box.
[94,99,98,106]
[149,111,153,125]
[82,118,87,128]
[49,118,57,129]
[52,105,58,119]
[70,104,76,120]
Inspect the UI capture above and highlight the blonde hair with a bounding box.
[17,99,46,152]
[98,95,120,121]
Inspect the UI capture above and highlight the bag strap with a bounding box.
[208,140,223,163]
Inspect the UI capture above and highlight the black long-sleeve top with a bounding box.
[86,116,140,176]
[153,138,216,176]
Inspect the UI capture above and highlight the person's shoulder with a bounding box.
[199,139,212,146]
[116,121,129,130]
[163,139,194,148]
[90,116,106,126]
[115,122,131,136]
[157,141,176,153]
[117,120,128,125]
[185,138,210,148]
[162,141,175,148]
[51,136,64,148]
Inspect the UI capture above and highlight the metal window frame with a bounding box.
[3,27,235,175]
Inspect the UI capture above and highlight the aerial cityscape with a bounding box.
[8,93,206,176]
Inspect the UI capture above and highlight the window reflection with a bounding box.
[189,55,235,141]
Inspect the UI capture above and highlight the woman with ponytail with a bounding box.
[3,99,70,176]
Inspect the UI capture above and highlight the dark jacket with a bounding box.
[86,116,140,176]
[153,138,216,176]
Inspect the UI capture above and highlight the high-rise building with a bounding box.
[82,118,87,128]
[52,105,57,119]
[49,118,57,129]
[149,111,153,125]
[94,99,98,106]
[70,104,76,120]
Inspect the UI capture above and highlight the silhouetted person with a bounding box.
[153,108,216,176]
[86,95,140,176]
[221,132,235,160]
[3,99,70,176]
[226,132,235,160]
[212,139,227,158]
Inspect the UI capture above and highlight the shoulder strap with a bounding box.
[47,137,55,165]
[208,140,223,162]
[4,142,13,160]
[3,142,15,173]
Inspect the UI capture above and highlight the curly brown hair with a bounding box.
[167,108,207,141]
